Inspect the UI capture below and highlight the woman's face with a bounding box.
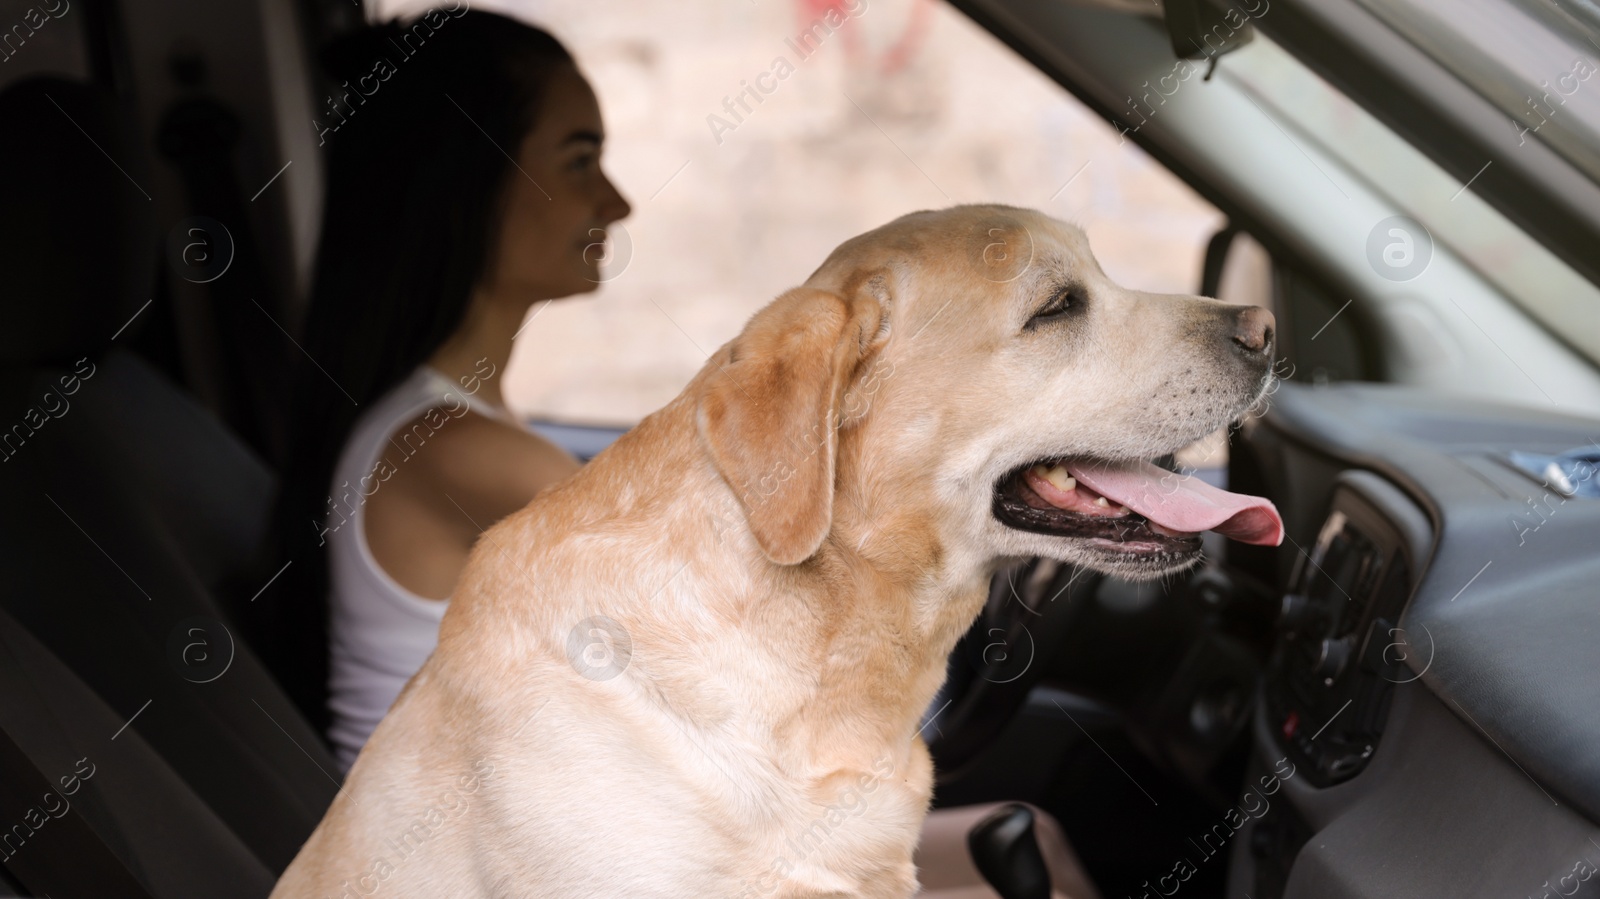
[482,63,632,303]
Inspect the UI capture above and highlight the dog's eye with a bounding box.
[1025,286,1082,330]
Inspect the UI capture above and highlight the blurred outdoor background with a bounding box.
[376,0,1227,426]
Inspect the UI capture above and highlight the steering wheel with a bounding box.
[923,557,1104,780]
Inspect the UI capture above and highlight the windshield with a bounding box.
[1354,0,1600,184]
[1218,25,1600,365]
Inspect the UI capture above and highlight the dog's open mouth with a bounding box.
[993,457,1284,556]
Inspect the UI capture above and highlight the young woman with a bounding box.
[275,11,630,771]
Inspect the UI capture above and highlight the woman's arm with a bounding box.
[364,409,581,599]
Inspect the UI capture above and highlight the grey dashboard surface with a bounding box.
[1248,382,1600,821]
[1237,683,1600,897]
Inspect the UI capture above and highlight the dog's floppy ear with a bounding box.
[697,285,888,565]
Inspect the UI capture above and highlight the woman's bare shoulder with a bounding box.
[390,406,581,522]
[363,407,583,598]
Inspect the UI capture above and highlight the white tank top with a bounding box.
[324,364,522,772]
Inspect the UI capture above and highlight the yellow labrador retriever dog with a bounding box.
[273,205,1282,898]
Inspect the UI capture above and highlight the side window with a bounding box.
[466,1,1225,429]
[1272,262,1382,386]
[1212,230,1380,386]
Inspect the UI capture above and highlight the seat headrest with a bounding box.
[0,76,156,366]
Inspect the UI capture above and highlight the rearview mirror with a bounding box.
[1163,0,1257,60]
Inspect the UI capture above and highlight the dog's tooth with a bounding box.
[1095,496,1110,508]
[1041,465,1077,492]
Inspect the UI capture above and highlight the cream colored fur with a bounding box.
[272,206,1272,898]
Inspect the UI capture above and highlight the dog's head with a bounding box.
[695,205,1282,581]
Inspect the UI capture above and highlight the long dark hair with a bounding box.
[263,11,573,731]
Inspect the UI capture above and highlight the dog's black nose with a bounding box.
[1232,305,1275,355]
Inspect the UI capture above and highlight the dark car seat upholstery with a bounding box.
[0,76,336,897]
[0,606,278,897]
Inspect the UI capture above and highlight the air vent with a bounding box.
[1264,482,1420,787]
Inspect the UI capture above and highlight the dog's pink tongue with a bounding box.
[1066,460,1284,546]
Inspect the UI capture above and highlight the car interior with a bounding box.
[2,0,1598,896]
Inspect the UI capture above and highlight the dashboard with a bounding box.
[1222,382,1600,897]
[1264,471,1427,790]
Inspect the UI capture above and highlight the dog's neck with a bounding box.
[728,427,995,778]
[801,493,993,751]
[520,392,993,780]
